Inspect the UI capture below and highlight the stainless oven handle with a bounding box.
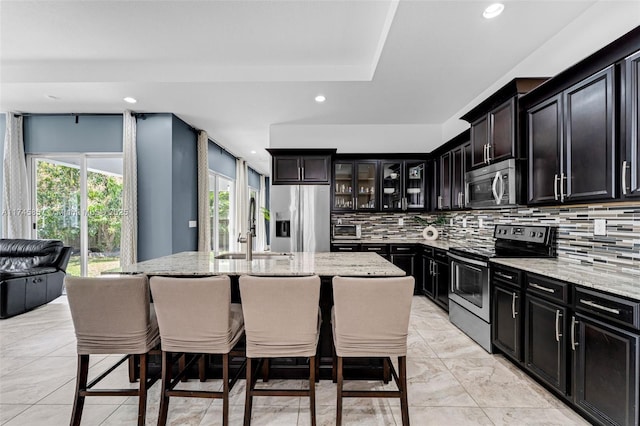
[448,252,488,268]
[491,171,500,204]
[498,173,505,202]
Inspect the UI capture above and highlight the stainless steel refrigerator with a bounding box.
[270,185,330,252]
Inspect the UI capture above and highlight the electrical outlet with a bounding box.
[594,219,607,236]
[449,218,454,226]
[398,218,404,226]
[462,217,467,228]
[478,218,484,228]
[188,220,197,228]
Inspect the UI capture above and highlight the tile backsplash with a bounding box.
[332,202,640,274]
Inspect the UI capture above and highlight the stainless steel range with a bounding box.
[448,224,557,352]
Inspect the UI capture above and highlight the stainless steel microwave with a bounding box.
[465,159,517,209]
[332,224,361,240]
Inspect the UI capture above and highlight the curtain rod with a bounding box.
[12,113,121,118]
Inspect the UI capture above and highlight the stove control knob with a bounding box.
[538,232,544,238]
[530,231,535,237]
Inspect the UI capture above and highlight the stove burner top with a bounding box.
[449,225,557,261]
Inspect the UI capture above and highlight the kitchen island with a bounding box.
[110,251,406,380]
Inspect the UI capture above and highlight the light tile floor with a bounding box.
[0,296,589,425]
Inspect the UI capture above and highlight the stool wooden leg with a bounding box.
[158,351,172,426]
[336,356,343,426]
[309,356,317,426]
[137,353,148,426]
[128,354,137,383]
[71,354,89,426]
[222,353,229,426]
[383,357,391,384]
[179,354,188,382]
[399,356,409,426]
[199,354,207,382]
[243,357,253,426]
[261,358,270,382]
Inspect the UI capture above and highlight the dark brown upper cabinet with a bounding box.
[462,78,548,170]
[622,49,640,198]
[267,149,335,185]
[380,160,426,212]
[433,130,470,211]
[332,160,378,211]
[527,66,615,205]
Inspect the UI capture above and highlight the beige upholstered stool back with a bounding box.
[332,276,414,358]
[239,275,321,358]
[66,275,160,355]
[149,275,244,353]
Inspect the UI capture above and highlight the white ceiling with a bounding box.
[1,0,637,175]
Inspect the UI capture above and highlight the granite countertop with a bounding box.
[110,251,406,277]
[492,258,640,302]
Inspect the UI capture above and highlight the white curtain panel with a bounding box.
[120,111,138,266]
[234,158,248,251]
[197,131,211,252]
[256,174,267,251]
[2,113,30,239]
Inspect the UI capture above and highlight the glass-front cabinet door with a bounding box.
[356,162,377,210]
[381,161,402,211]
[333,162,354,210]
[405,161,426,209]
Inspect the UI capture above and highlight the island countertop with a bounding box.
[109,251,406,277]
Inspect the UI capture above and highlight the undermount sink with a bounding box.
[215,252,293,260]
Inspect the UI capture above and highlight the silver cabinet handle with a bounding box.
[571,316,579,351]
[484,144,488,164]
[555,310,562,342]
[511,293,518,319]
[495,271,514,280]
[560,173,566,202]
[622,160,629,195]
[554,173,559,201]
[298,167,302,181]
[579,299,621,315]
[337,247,353,251]
[437,195,443,210]
[530,282,555,293]
[486,143,491,163]
[301,167,305,180]
[396,247,411,251]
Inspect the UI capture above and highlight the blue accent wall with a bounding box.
[171,115,198,254]
[208,140,236,179]
[23,115,122,153]
[136,114,174,261]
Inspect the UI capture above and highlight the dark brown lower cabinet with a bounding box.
[524,294,569,395]
[419,251,434,298]
[572,313,639,426]
[493,284,521,361]
[433,254,449,311]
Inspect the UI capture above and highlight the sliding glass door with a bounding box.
[209,173,235,253]
[30,155,123,277]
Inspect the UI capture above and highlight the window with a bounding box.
[29,155,124,277]
[209,173,235,252]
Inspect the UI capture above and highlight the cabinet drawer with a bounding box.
[526,273,569,304]
[574,287,640,330]
[420,246,434,257]
[390,245,415,254]
[331,243,359,252]
[360,244,389,256]
[492,266,521,289]
[433,249,448,262]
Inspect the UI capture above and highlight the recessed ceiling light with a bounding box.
[315,95,326,103]
[250,150,257,154]
[123,97,137,104]
[483,3,504,19]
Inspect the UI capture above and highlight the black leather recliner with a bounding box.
[0,239,72,319]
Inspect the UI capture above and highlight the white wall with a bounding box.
[441,0,640,141]
[270,123,442,153]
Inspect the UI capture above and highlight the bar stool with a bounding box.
[149,275,244,426]
[65,275,161,426]
[332,276,414,426]
[239,275,321,426]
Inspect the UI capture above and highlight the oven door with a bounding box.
[449,253,490,322]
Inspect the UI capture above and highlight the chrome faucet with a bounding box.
[238,197,257,260]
